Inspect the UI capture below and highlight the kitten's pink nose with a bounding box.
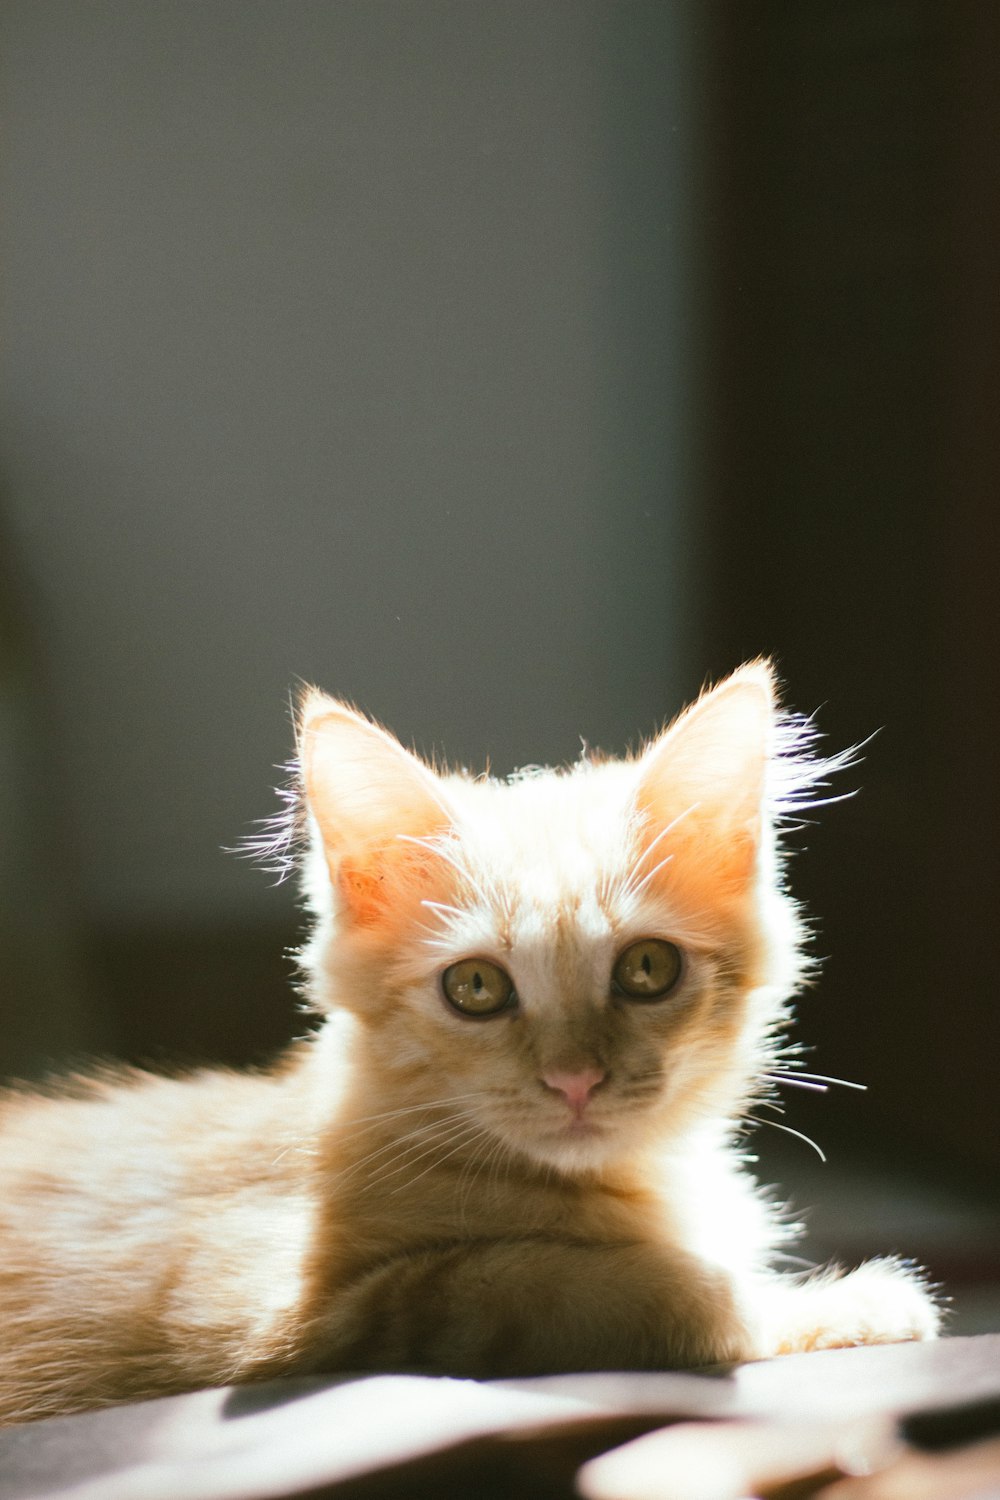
[542,1068,607,1117]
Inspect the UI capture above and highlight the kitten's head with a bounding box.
[293,665,836,1174]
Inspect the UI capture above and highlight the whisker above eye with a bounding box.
[630,803,700,874]
[421,899,466,921]
[628,851,675,897]
[397,834,494,908]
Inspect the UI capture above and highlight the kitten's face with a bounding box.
[300,665,802,1175]
[346,771,763,1173]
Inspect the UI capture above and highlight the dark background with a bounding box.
[704,1,999,1182]
[1,1,997,1203]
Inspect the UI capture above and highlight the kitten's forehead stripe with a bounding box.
[442,758,640,937]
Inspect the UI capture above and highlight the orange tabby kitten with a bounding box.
[0,664,938,1424]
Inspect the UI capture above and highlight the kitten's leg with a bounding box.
[308,1238,754,1377]
[751,1257,942,1356]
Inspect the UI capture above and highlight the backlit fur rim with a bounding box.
[235,665,862,885]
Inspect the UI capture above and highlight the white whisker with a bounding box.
[339,1092,488,1135]
[412,920,458,948]
[761,1073,828,1094]
[397,834,493,908]
[624,803,701,898]
[766,1070,866,1092]
[354,1117,481,1192]
[338,1120,459,1185]
[334,1092,494,1193]
[635,803,700,869]
[629,850,676,897]
[385,1122,487,1195]
[746,1113,827,1162]
[421,899,465,921]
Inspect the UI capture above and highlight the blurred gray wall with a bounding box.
[1,1,707,930]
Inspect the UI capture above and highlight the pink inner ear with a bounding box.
[338,842,452,930]
[635,668,774,897]
[300,695,453,926]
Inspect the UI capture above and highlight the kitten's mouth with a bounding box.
[489,1098,627,1168]
[540,1110,610,1147]
[525,1112,631,1171]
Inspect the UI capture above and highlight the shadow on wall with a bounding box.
[0,501,105,1078]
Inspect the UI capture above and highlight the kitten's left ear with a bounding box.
[299,691,453,927]
[635,661,776,894]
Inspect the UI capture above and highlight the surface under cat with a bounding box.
[0,664,939,1424]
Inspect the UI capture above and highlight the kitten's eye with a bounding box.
[613,939,683,1001]
[441,959,516,1018]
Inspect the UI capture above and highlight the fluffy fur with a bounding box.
[0,663,939,1424]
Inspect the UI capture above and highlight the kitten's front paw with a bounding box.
[757,1257,942,1357]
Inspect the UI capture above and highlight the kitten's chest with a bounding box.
[315,1148,658,1289]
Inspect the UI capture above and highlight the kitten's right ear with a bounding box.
[299,692,453,927]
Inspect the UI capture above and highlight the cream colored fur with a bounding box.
[0,664,939,1424]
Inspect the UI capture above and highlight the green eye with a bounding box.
[612,939,683,1001]
[442,959,516,1018]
